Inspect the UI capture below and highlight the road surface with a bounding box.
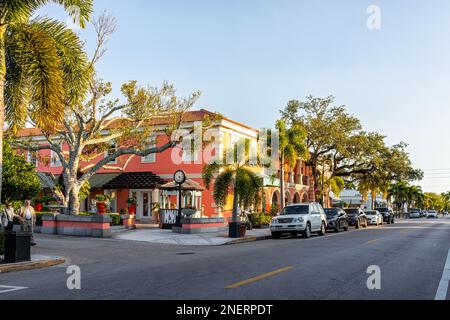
[1,217,449,300]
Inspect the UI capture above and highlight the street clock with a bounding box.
[174,170,186,185]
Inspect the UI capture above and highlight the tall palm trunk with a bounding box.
[280,153,285,209]
[232,176,239,223]
[0,26,6,204]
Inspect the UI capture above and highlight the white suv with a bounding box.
[270,203,328,239]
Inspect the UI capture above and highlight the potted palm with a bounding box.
[95,194,111,215]
[126,197,137,215]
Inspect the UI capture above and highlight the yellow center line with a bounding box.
[226,266,293,289]
[365,239,380,245]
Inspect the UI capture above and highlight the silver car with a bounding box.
[270,203,327,239]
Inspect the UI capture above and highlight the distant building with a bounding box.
[334,189,386,209]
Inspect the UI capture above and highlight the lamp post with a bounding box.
[174,170,186,227]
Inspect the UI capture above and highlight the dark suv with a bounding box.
[324,208,349,233]
[344,208,368,229]
[375,207,395,224]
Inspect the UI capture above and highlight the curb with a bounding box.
[225,235,272,245]
[0,258,65,274]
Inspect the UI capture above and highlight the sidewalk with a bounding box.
[0,255,65,274]
[113,227,272,246]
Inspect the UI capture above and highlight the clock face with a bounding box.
[174,170,186,184]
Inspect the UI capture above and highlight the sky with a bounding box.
[37,0,450,193]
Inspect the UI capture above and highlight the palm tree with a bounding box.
[387,181,409,214]
[276,119,307,209]
[0,0,93,203]
[202,141,263,238]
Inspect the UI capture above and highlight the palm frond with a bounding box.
[1,0,93,27]
[6,21,64,130]
[30,18,90,107]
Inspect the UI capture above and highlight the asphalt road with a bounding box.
[1,217,450,300]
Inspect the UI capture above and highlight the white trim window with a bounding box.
[50,150,61,167]
[27,151,38,167]
[141,138,156,163]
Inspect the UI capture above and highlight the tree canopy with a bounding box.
[1,139,41,202]
[280,96,423,203]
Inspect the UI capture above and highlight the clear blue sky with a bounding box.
[37,0,450,193]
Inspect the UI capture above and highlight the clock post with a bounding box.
[173,170,186,227]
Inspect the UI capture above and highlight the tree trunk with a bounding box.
[280,153,285,209]
[371,190,376,210]
[68,186,81,215]
[311,164,319,202]
[0,26,6,204]
[63,171,81,215]
[232,177,239,223]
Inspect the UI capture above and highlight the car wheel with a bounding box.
[272,232,281,239]
[302,224,312,238]
[318,222,326,236]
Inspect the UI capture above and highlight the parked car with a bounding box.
[420,210,427,218]
[409,209,421,219]
[375,207,395,224]
[324,208,349,233]
[427,210,438,219]
[270,203,327,239]
[365,210,383,226]
[344,208,368,229]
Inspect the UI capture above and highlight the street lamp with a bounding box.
[174,170,186,227]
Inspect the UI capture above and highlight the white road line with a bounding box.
[435,249,450,300]
[0,285,28,295]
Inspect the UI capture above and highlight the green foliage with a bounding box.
[108,213,121,226]
[249,212,272,228]
[94,194,110,202]
[2,140,42,202]
[78,180,91,201]
[270,204,280,216]
[126,197,137,205]
[280,96,423,202]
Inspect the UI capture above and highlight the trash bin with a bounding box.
[4,231,31,263]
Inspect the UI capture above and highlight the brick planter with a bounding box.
[172,218,226,234]
[121,214,136,229]
[42,214,112,238]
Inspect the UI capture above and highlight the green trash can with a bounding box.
[4,231,31,263]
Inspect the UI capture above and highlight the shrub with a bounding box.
[108,213,121,226]
[249,212,272,228]
[270,205,280,217]
[126,198,137,205]
[95,194,110,202]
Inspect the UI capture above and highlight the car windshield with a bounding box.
[344,209,359,215]
[375,208,388,213]
[365,211,377,215]
[324,208,338,216]
[280,205,309,215]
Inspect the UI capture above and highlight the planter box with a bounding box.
[172,218,226,234]
[42,214,112,238]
